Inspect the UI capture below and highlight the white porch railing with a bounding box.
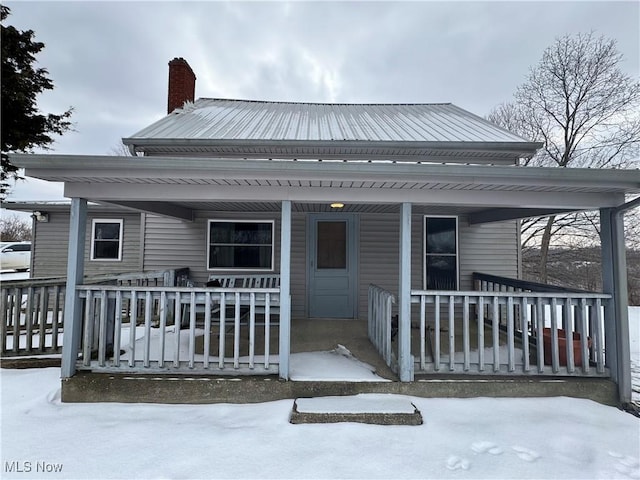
[77,285,280,374]
[367,284,396,370]
[411,290,610,376]
[0,278,66,356]
[0,269,186,358]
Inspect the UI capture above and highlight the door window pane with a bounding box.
[317,221,347,269]
[426,256,457,290]
[425,217,458,290]
[426,217,456,254]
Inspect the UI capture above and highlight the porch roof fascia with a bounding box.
[11,153,640,194]
[9,153,635,219]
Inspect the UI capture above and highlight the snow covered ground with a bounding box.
[1,269,639,479]
[2,359,639,478]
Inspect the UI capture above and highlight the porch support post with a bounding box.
[600,207,631,403]
[398,202,414,381]
[61,198,87,379]
[279,200,292,380]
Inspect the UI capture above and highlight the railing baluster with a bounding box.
[434,295,440,371]
[144,291,152,368]
[11,288,20,354]
[234,292,240,369]
[113,291,122,367]
[129,290,137,368]
[98,290,108,366]
[507,296,515,372]
[38,287,48,352]
[579,298,589,373]
[249,292,255,369]
[204,292,211,369]
[478,296,484,372]
[448,295,455,372]
[463,295,470,372]
[385,294,393,367]
[535,298,544,373]
[219,293,226,369]
[188,292,196,369]
[420,294,426,370]
[173,291,180,368]
[566,297,575,372]
[25,287,34,352]
[492,296,499,372]
[0,288,7,355]
[82,291,93,366]
[264,293,271,370]
[521,297,530,372]
[158,291,167,368]
[52,286,61,351]
[595,298,604,373]
[550,298,559,373]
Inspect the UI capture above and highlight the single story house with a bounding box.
[7,58,639,404]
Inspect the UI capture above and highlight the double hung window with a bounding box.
[91,219,123,261]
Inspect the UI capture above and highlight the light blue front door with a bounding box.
[308,214,358,318]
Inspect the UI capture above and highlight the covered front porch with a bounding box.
[12,154,637,404]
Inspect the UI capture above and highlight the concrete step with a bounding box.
[290,394,423,425]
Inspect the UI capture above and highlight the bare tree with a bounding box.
[1,213,32,241]
[489,32,640,282]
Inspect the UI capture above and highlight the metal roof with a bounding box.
[123,99,540,160]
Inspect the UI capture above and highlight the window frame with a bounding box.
[90,219,124,262]
[207,219,275,272]
[423,215,459,290]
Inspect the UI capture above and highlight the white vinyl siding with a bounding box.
[30,211,141,278]
[142,212,282,287]
[358,213,518,320]
[140,210,518,321]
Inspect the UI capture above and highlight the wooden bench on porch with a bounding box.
[208,273,281,317]
[180,274,281,327]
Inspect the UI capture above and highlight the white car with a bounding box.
[0,241,31,271]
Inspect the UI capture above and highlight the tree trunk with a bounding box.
[539,216,556,283]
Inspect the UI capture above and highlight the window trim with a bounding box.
[90,219,124,262]
[423,215,459,290]
[207,219,275,272]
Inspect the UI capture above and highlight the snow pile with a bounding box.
[1,368,639,479]
[296,394,416,414]
[290,344,389,381]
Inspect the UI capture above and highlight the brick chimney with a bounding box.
[167,57,196,114]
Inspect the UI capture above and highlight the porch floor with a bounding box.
[291,318,398,381]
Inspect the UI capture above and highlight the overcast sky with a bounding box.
[3,0,639,204]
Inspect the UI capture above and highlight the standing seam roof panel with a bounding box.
[125,99,533,144]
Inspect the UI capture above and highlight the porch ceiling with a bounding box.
[11,154,640,222]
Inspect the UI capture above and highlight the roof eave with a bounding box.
[122,138,542,158]
[9,154,639,193]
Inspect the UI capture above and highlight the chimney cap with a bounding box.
[168,57,196,78]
